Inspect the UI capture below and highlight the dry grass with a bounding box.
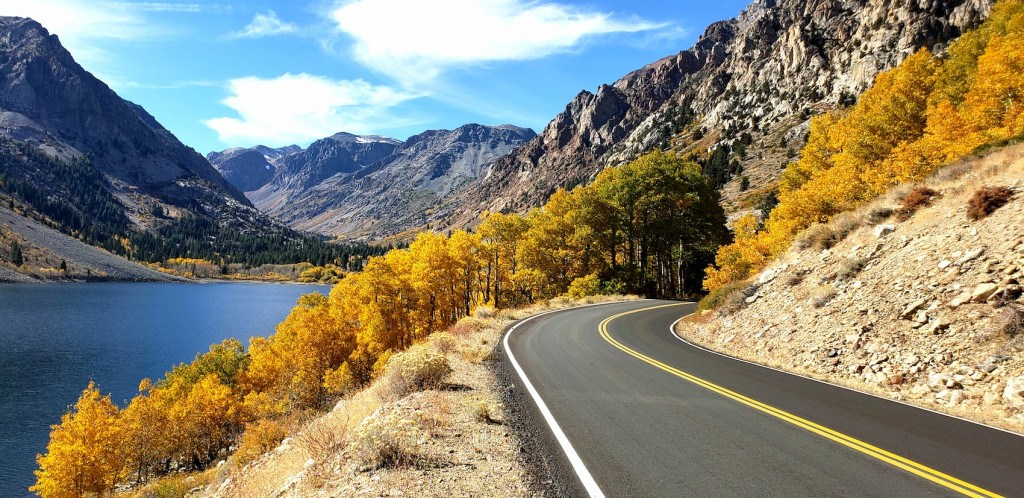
[997,305,1024,338]
[201,294,640,497]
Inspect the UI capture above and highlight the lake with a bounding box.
[0,282,329,496]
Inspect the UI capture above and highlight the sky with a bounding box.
[1,0,753,154]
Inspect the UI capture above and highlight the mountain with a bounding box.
[211,0,991,241]
[215,124,535,238]
[426,0,991,228]
[0,17,354,269]
[207,145,299,192]
[0,17,258,216]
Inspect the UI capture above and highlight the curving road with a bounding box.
[503,300,1024,497]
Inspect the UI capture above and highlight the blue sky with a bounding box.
[4,0,752,154]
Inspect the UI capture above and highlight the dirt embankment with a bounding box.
[678,144,1024,433]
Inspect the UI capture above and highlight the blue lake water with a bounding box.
[0,282,329,496]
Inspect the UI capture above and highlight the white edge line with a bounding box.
[668,315,1024,439]
[503,300,652,498]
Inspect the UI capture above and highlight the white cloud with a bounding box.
[1,0,171,68]
[205,73,421,146]
[232,10,297,39]
[330,0,662,84]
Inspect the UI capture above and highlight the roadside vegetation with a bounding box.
[702,0,1024,304]
[31,149,721,496]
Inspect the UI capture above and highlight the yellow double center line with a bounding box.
[599,303,1002,498]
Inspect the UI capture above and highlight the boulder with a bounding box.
[1004,376,1024,410]
[970,282,998,303]
[874,224,896,238]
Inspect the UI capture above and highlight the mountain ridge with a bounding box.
[211,123,536,238]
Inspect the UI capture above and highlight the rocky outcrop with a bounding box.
[0,16,269,230]
[677,144,1024,432]
[438,0,992,228]
[221,124,535,238]
[208,145,299,192]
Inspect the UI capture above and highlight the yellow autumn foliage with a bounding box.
[704,0,1024,293]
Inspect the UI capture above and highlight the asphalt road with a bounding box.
[503,300,1024,497]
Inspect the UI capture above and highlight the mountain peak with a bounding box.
[0,16,253,213]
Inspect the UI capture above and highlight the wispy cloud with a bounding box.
[114,2,207,13]
[113,79,221,90]
[329,0,664,85]
[231,10,297,39]
[204,73,422,146]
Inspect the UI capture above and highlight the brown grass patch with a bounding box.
[896,187,939,220]
[967,186,1013,220]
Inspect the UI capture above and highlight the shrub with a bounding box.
[428,331,457,354]
[896,187,939,220]
[795,215,860,251]
[810,285,837,308]
[996,305,1024,337]
[567,274,602,298]
[866,206,894,224]
[967,186,1013,220]
[473,305,496,319]
[837,257,868,281]
[352,408,423,468]
[234,419,287,466]
[601,278,626,295]
[472,396,496,424]
[382,345,451,395]
[697,279,752,313]
[296,417,347,460]
[784,271,806,286]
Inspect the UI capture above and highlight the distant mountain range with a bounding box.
[0,0,996,250]
[209,124,535,239]
[211,0,992,240]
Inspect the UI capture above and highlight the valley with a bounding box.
[3,0,1024,496]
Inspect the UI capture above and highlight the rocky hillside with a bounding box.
[678,143,1024,432]
[0,206,181,283]
[215,124,535,239]
[0,17,264,226]
[433,0,992,227]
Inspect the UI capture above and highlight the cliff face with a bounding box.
[442,0,992,227]
[217,124,535,239]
